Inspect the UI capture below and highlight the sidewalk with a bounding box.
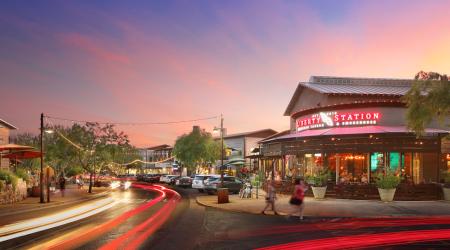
[0,184,110,226]
[196,191,450,218]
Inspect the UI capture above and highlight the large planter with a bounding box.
[217,188,229,204]
[443,187,450,201]
[378,188,396,202]
[311,186,327,199]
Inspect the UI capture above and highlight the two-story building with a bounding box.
[0,119,17,170]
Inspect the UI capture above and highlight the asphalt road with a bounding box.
[1,184,449,250]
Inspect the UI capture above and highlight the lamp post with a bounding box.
[40,113,44,203]
[220,114,224,186]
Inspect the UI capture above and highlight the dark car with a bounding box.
[204,176,243,194]
[143,174,160,183]
[175,177,193,188]
[168,175,181,185]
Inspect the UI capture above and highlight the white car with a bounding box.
[160,175,178,184]
[192,175,220,192]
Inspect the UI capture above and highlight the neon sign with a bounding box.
[296,111,381,131]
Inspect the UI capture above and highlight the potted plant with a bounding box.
[376,171,401,202]
[441,170,450,201]
[308,171,329,199]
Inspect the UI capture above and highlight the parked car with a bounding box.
[176,177,193,188]
[204,176,243,195]
[192,174,220,192]
[168,175,181,185]
[161,175,178,184]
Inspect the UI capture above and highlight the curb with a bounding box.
[0,190,112,217]
[195,196,270,216]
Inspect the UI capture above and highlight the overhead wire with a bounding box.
[44,115,219,126]
[44,116,175,167]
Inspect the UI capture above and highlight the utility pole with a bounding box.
[40,113,45,203]
[220,114,224,186]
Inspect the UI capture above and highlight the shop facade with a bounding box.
[260,76,449,188]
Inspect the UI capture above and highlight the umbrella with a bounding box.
[0,144,35,168]
[3,150,43,159]
[0,144,34,151]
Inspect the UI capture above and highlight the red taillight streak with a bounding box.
[230,217,450,239]
[99,189,181,250]
[257,229,450,250]
[48,184,166,250]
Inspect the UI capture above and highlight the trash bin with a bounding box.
[217,188,229,204]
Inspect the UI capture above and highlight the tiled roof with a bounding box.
[284,76,413,115]
[299,82,411,95]
[304,76,413,95]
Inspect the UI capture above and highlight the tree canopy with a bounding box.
[403,71,450,136]
[173,126,222,174]
[11,122,139,193]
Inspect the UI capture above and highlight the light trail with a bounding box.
[46,183,179,250]
[98,187,181,250]
[46,185,165,250]
[227,217,450,239]
[0,198,117,243]
[257,229,450,250]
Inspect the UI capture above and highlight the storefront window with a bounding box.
[389,152,400,171]
[304,153,323,176]
[370,152,384,174]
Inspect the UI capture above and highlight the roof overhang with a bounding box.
[0,119,17,130]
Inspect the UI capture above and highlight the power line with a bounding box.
[44,115,219,126]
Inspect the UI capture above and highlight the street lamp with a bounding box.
[213,114,224,186]
[40,113,54,203]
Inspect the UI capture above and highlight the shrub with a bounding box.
[376,172,401,189]
[307,171,329,187]
[442,170,450,188]
[0,170,19,190]
[15,168,29,183]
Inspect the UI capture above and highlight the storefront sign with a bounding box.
[296,111,381,131]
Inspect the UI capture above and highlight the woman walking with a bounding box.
[290,178,308,220]
[261,181,279,215]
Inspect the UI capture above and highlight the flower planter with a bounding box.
[443,187,450,201]
[311,186,327,199]
[378,188,396,202]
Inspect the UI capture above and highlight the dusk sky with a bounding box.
[2,0,450,147]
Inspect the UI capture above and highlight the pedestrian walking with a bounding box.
[261,181,279,215]
[289,178,308,220]
[77,176,84,190]
[59,175,66,197]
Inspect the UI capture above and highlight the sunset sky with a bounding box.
[2,0,450,147]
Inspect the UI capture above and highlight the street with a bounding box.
[1,183,450,249]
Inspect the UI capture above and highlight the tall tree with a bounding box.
[173,126,222,174]
[403,71,450,136]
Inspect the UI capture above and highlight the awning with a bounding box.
[263,126,449,142]
[3,150,43,159]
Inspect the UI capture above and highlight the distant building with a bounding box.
[213,129,278,175]
[222,129,278,160]
[139,144,174,174]
[0,119,17,170]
